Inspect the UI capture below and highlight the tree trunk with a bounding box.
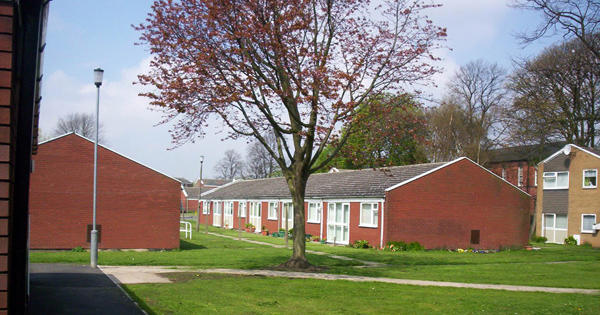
[281,173,311,269]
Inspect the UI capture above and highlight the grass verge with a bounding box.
[123,273,600,314]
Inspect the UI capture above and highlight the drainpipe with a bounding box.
[380,200,385,249]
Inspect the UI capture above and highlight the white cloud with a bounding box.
[429,0,510,49]
[40,58,249,180]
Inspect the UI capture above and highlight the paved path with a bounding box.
[30,263,144,315]
[100,265,600,295]
[208,232,384,267]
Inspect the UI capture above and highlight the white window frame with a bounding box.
[224,201,234,216]
[268,202,279,220]
[542,213,568,244]
[581,214,596,233]
[501,168,506,179]
[543,171,569,190]
[582,169,597,189]
[517,167,523,187]
[213,201,222,214]
[202,201,210,214]
[238,201,246,217]
[307,202,322,224]
[327,202,350,244]
[534,168,537,187]
[359,202,379,228]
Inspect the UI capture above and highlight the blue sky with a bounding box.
[40,0,559,180]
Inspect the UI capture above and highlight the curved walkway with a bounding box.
[99,265,600,295]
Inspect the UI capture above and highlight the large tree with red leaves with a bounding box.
[136,0,445,268]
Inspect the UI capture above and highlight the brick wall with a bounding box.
[0,3,11,311]
[29,134,180,249]
[385,159,530,249]
[488,161,538,196]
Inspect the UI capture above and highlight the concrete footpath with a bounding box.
[100,265,600,295]
[30,263,144,315]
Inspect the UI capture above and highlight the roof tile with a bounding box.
[203,162,446,200]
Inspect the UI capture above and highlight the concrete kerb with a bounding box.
[99,266,150,315]
[99,266,600,295]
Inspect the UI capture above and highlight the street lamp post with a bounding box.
[196,155,204,232]
[90,67,103,268]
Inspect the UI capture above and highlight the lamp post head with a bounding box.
[200,155,205,164]
[94,68,104,87]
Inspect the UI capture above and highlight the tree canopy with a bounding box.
[136,0,445,268]
[507,37,599,147]
[315,93,428,171]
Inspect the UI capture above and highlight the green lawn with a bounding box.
[30,225,600,289]
[31,226,600,314]
[30,233,357,269]
[124,273,600,315]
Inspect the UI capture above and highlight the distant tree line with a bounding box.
[223,32,599,177]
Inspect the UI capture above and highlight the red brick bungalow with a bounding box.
[29,133,181,250]
[200,158,531,249]
[181,186,201,213]
[181,179,232,213]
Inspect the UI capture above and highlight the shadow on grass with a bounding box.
[121,285,158,315]
[180,240,207,250]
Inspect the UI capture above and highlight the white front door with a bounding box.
[223,201,234,228]
[249,202,262,232]
[543,213,567,244]
[213,201,222,227]
[282,202,294,230]
[327,203,349,244]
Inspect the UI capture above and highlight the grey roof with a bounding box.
[183,186,203,199]
[203,162,447,200]
[203,179,232,186]
[488,142,566,163]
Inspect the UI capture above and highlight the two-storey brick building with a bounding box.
[536,144,600,246]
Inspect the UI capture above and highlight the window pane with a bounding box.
[336,205,342,223]
[555,215,567,229]
[360,208,370,225]
[360,204,370,225]
[584,170,597,187]
[317,205,321,221]
[343,205,349,224]
[373,208,378,225]
[543,175,556,188]
[544,214,554,228]
[582,215,596,231]
[557,172,568,187]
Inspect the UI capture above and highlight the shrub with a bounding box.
[386,241,407,252]
[353,240,370,249]
[564,236,577,246]
[581,242,592,248]
[407,241,424,251]
[532,236,547,243]
[245,223,254,229]
[71,246,85,252]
